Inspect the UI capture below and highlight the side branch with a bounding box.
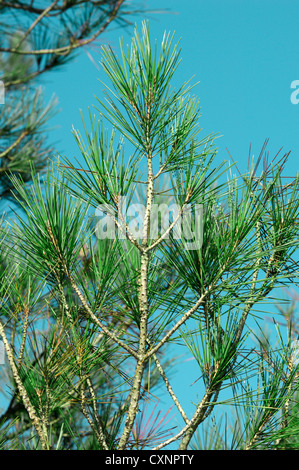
[13,0,60,52]
[0,321,49,449]
[46,222,138,360]
[0,130,29,159]
[149,341,189,424]
[1,0,125,57]
[153,386,216,450]
[145,286,213,360]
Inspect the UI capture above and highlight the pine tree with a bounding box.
[0,21,299,450]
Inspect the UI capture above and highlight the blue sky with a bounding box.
[45,0,299,181]
[2,0,299,448]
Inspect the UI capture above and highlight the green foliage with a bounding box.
[0,21,299,450]
[0,0,143,207]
